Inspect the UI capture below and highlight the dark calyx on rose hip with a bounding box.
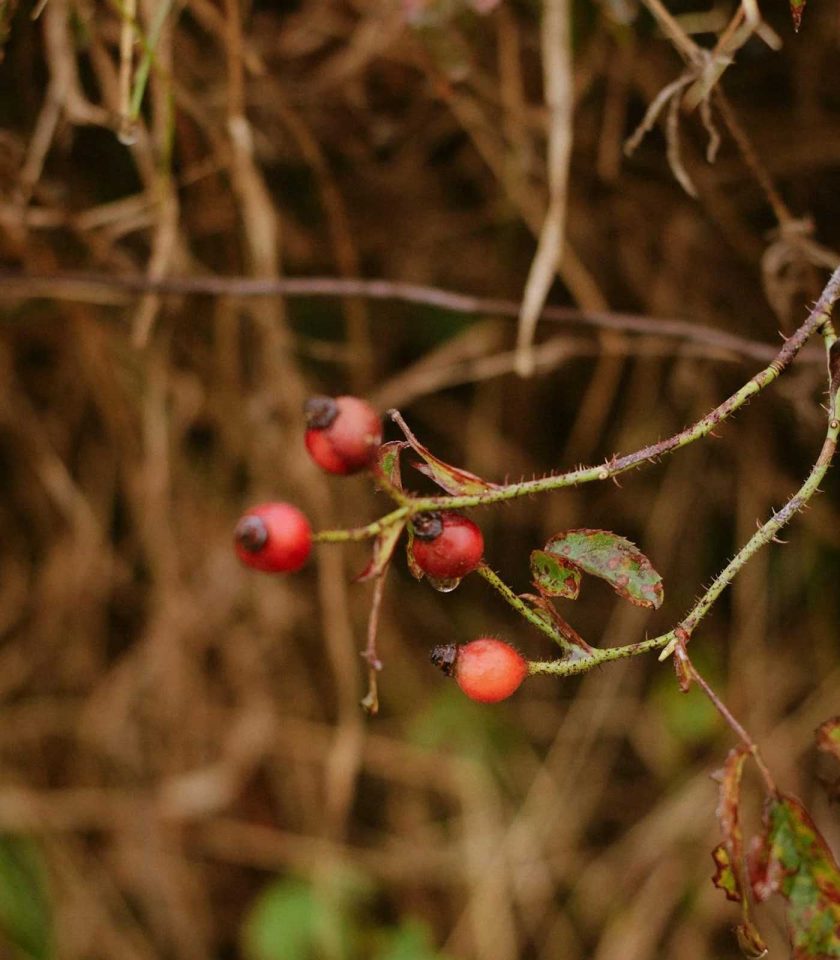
[430,643,458,676]
[410,511,484,580]
[234,502,312,573]
[304,395,383,475]
[235,515,268,553]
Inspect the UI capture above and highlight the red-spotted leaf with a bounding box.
[790,0,805,31]
[715,747,750,876]
[543,529,664,609]
[749,794,840,958]
[373,441,406,490]
[530,550,581,599]
[711,747,753,890]
[749,831,774,903]
[712,843,741,902]
[817,717,840,763]
[389,409,498,496]
[354,520,406,582]
[711,745,768,957]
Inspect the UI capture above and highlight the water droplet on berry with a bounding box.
[427,575,462,593]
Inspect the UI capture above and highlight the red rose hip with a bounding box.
[410,511,484,580]
[431,638,528,703]
[234,502,312,573]
[304,395,382,475]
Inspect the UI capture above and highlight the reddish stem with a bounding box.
[676,637,777,796]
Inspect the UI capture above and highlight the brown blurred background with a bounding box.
[0,0,839,958]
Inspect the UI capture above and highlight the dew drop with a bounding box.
[428,575,462,593]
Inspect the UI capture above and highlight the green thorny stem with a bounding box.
[314,267,840,537]
[312,505,410,543]
[313,267,840,681]
[535,288,840,678]
[657,316,839,662]
[477,563,577,653]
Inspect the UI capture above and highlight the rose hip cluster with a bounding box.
[233,394,528,703]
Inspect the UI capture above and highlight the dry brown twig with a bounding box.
[515,0,574,377]
[0,269,822,365]
[624,0,783,201]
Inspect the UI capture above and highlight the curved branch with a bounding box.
[0,269,817,365]
[530,267,840,679]
[409,265,840,512]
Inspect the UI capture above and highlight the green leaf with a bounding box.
[750,794,840,959]
[375,919,453,960]
[0,836,53,960]
[543,529,664,609]
[652,669,718,744]
[789,0,806,31]
[408,686,524,768]
[355,521,407,582]
[529,550,581,599]
[242,880,319,960]
[242,872,370,960]
[389,410,498,496]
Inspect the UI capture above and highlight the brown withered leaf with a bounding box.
[389,409,498,496]
[711,746,769,958]
[354,521,406,582]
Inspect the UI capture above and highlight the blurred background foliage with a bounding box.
[0,0,838,957]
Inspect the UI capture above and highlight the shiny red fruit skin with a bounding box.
[411,513,484,579]
[234,502,312,573]
[304,396,382,475]
[455,638,527,703]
